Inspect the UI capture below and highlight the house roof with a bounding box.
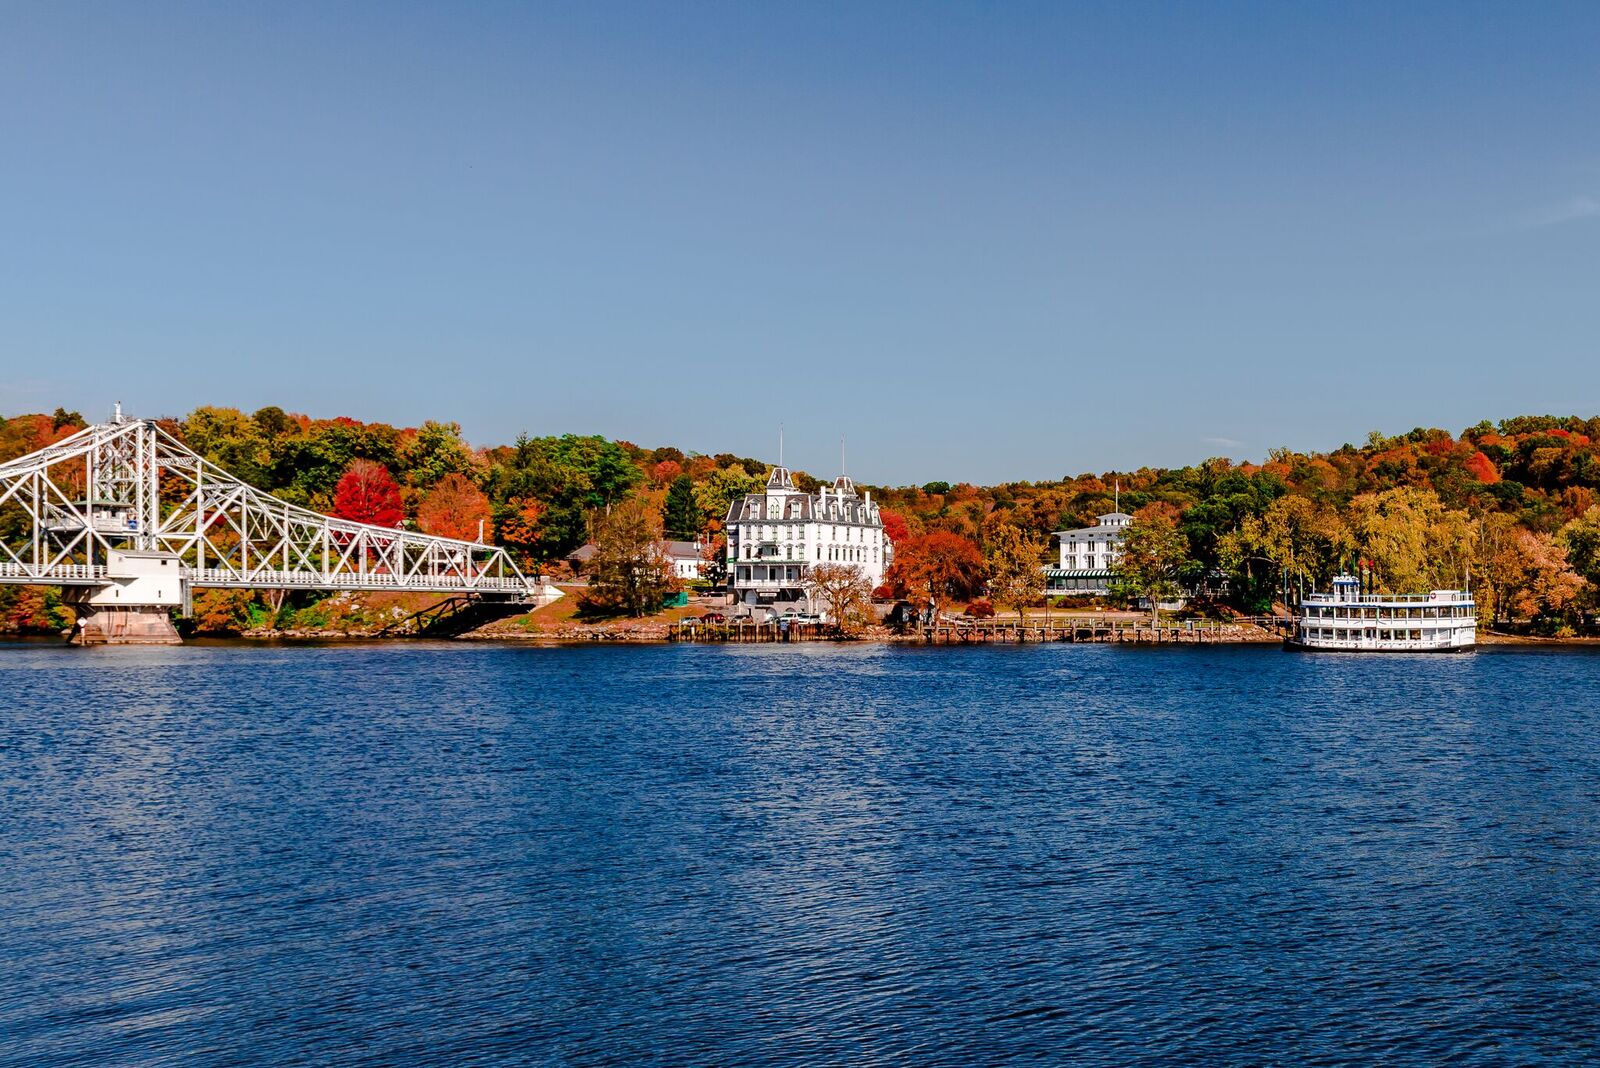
[566,543,599,562]
[661,540,702,560]
[1053,512,1135,537]
[725,484,880,526]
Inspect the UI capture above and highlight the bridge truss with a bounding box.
[0,412,544,599]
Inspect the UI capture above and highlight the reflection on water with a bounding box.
[3,641,1600,1065]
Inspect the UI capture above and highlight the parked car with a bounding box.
[700,612,726,623]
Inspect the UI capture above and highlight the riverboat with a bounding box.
[1288,575,1476,653]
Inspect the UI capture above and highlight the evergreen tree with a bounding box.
[663,475,699,540]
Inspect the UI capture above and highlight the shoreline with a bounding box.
[9,623,1600,650]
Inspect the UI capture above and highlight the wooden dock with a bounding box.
[921,616,1288,645]
[671,620,827,643]
[671,616,1289,645]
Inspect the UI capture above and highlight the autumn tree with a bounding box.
[494,496,548,560]
[332,460,404,527]
[662,474,700,540]
[804,562,874,636]
[1221,495,1353,605]
[1349,487,1472,593]
[699,531,728,585]
[886,531,985,618]
[1113,511,1190,626]
[417,473,492,541]
[578,496,675,618]
[985,523,1046,633]
[879,508,912,546]
[1509,530,1584,629]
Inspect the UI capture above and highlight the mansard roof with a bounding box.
[724,476,881,526]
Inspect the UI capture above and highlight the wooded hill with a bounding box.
[4,407,1600,634]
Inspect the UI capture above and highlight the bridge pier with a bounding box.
[69,603,182,645]
[64,549,186,645]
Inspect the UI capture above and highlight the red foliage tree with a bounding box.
[652,459,683,486]
[417,473,492,541]
[1465,451,1501,485]
[880,508,911,545]
[332,460,404,527]
[885,531,986,616]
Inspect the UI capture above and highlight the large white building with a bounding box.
[1045,511,1132,597]
[725,466,890,606]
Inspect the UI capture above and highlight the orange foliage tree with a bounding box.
[885,531,985,616]
[417,473,492,541]
[495,496,547,557]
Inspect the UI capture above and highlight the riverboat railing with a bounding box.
[1301,592,1472,604]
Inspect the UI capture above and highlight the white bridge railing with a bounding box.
[186,567,536,594]
[0,562,109,585]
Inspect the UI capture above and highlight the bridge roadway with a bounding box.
[0,561,538,595]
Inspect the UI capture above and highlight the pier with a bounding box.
[921,616,1287,645]
[670,616,1290,644]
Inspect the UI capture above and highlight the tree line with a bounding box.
[4,408,1600,633]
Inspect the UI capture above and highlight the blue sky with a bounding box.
[2,2,1597,484]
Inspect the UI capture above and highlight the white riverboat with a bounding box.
[1288,575,1476,653]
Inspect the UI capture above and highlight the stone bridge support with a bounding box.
[64,549,185,645]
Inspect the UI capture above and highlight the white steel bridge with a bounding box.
[0,407,556,642]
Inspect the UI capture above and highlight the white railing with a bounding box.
[0,562,541,596]
[1302,592,1471,605]
[185,567,537,594]
[0,562,108,584]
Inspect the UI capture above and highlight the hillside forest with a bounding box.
[4,406,1600,635]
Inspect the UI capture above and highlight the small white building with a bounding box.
[661,539,705,581]
[1045,512,1132,597]
[725,467,890,606]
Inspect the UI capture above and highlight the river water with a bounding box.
[3,640,1600,1065]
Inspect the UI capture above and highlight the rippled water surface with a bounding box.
[4,640,1600,1065]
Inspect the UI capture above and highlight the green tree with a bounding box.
[1114,511,1190,626]
[182,406,271,486]
[51,407,85,432]
[1560,506,1600,594]
[400,420,478,488]
[694,465,764,529]
[488,433,641,560]
[663,474,700,539]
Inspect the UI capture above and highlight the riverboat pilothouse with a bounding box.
[1289,575,1476,652]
